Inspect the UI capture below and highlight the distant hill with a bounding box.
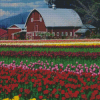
[0,12,30,30]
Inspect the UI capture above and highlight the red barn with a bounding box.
[8,24,26,40]
[0,28,8,40]
[25,6,83,40]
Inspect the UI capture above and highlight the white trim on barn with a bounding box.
[40,17,42,22]
[65,32,68,36]
[27,31,46,33]
[57,32,59,36]
[8,24,25,29]
[31,18,33,22]
[52,32,55,36]
[34,25,38,31]
[8,28,21,29]
[12,34,14,40]
[61,32,64,36]
[70,32,72,36]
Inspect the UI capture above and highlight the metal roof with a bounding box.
[75,29,90,34]
[8,24,25,29]
[81,24,96,29]
[25,8,83,27]
[14,24,25,29]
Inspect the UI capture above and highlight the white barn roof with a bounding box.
[81,24,96,29]
[8,24,25,29]
[75,29,89,34]
[25,8,83,27]
[14,24,25,29]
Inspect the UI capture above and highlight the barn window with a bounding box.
[61,32,64,36]
[46,32,50,36]
[38,32,41,36]
[31,18,33,22]
[52,32,55,36]
[57,32,59,36]
[40,17,42,22]
[34,25,38,31]
[65,32,68,36]
[48,32,50,36]
[33,32,34,36]
[75,33,77,37]
[35,33,38,36]
[74,32,76,36]
[45,32,48,36]
[70,32,72,36]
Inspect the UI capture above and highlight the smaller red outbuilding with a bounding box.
[0,28,8,40]
[7,24,26,40]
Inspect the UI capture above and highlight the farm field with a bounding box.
[1,39,100,100]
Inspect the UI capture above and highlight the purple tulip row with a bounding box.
[0,45,100,48]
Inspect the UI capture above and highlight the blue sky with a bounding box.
[0,0,48,20]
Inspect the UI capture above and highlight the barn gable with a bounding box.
[26,10,46,32]
[8,24,25,29]
[8,24,26,40]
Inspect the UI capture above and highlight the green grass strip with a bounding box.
[0,47,100,53]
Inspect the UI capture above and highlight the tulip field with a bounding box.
[1,39,100,100]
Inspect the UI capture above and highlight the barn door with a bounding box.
[34,25,38,31]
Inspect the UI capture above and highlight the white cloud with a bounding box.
[0,2,41,8]
[0,9,20,20]
[0,9,16,17]
[0,9,10,16]
[1,0,12,1]
[35,1,43,5]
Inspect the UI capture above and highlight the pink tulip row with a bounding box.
[0,60,100,77]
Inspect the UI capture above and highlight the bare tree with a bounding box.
[76,0,99,21]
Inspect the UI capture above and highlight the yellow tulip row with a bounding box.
[0,42,100,46]
[2,96,46,100]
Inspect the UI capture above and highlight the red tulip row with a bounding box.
[0,51,100,59]
[0,66,100,100]
[0,45,100,48]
